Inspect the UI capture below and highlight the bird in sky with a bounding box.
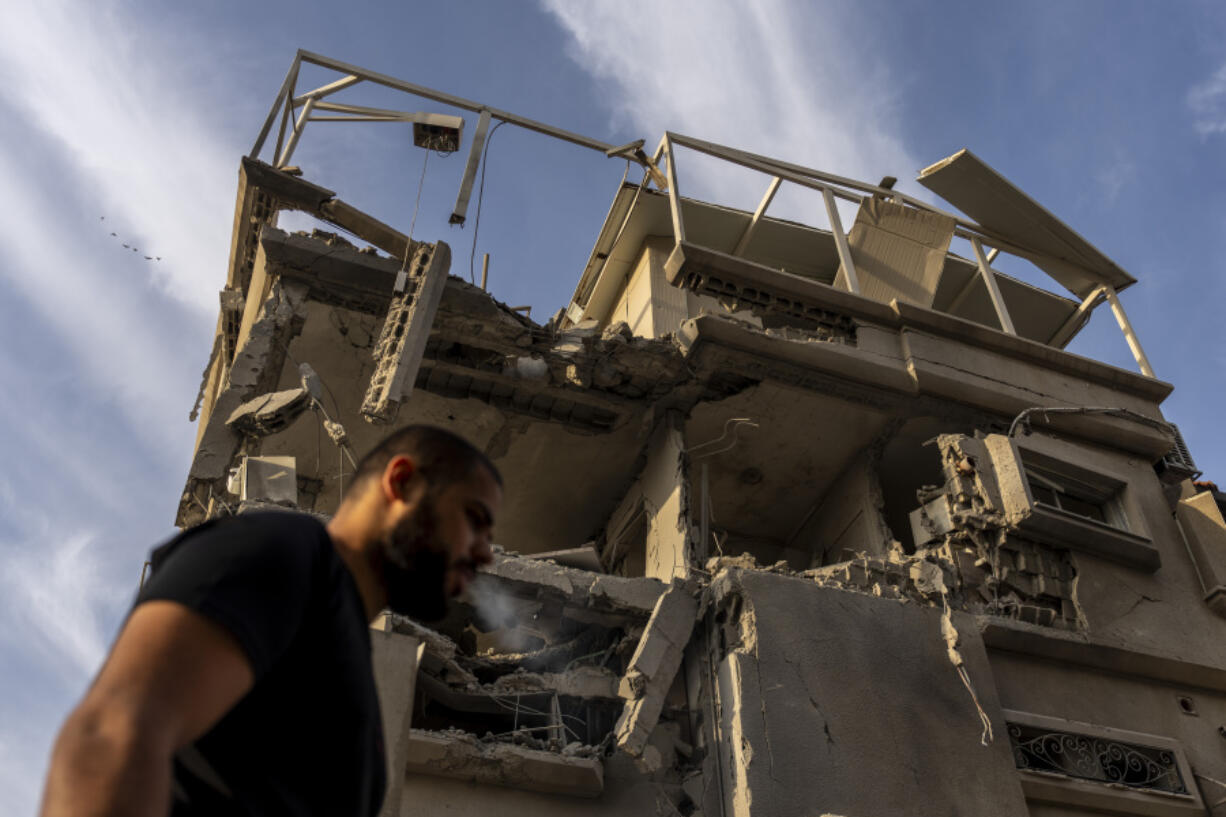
[105,221,163,261]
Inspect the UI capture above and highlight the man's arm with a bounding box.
[40,601,255,817]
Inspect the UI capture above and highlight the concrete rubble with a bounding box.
[613,581,699,760]
[178,87,1222,817]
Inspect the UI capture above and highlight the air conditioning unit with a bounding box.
[412,113,463,152]
[227,456,298,504]
[1155,424,1201,485]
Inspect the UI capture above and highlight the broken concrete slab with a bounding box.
[362,242,451,424]
[525,544,603,573]
[225,386,310,436]
[402,729,603,797]
[381,613,478,688]
[486,665,621,700]
[613,581,698,756]
[482,553,665,615]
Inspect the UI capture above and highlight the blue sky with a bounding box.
[1,1,1224,812]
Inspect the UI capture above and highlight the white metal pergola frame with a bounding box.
[248,51,1155,379]
[250,50,666,227]
[654,132,1154,377]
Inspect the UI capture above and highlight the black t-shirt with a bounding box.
[137,511,386,817]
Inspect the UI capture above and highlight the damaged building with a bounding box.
[177,50,1226,817]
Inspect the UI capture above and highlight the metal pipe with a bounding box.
[823,188,860,294]
[252,56,301,159]
[481,253,489,291]
[732,176,782,257]
[1102,286,1156,377]
[292,74,363,106]
[296,50,624,157]
[664,136,686,243]
[277,97,317,168]
[452,109,492,225]
[971,236,1016,335]
[1047,286,1104,348]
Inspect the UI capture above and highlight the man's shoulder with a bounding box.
[149,511,333,574]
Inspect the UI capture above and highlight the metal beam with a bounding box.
[664,136,686,244]
[946,248,1003,315]
[946,272,981,316]
[272,62,299,171]
[1047,286,1104,348]
[670,131,949,222]
[450,109,491,225]
[1102,285,1156,377]
[296,50,622,157]
[309,100,424,120]
[277,97,316,168]
[971,237,1016,335]
[731,176,782,257]
[823,188,860,294]
[292,74,362,105]
[666,131,1091,286]
[252,56,301,160]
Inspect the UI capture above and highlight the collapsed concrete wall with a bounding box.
[707,569,1029,817]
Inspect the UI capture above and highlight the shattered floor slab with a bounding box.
[403,729,604,797]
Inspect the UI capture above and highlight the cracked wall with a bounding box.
[707,568,1029,817]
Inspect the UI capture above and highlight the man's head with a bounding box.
[335,425,502,621]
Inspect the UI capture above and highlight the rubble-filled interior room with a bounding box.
[178,50,1226,817]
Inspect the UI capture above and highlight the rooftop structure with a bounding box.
[179,51,1226,817]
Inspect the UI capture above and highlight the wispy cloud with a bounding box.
[1188,62,1226,137]
[0,525,129,682]
[542,0,920,219]
[0,2,243,808]
[0,0,246,456]
[1094,146,1136,206]
[0,0,239,312]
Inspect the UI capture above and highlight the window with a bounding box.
[983,435,1159,572]
[1002,709,1205,817]
[1024,460,1127,530]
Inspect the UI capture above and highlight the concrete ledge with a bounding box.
[678,314,917,396]
[981,618,1226,693]
[665,240,899,326]
[892,300,1172,402]
[1021,504,1160,572]
[403,730,603,798]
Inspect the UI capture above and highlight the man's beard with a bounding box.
[377,498,450,622]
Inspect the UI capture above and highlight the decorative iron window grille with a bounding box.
[1007,721,1187,795]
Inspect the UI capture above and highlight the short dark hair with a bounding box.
[346,425,501,499]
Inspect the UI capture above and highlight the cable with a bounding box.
[407,147,430,244]
[276,337,342,424]
[1007,405,1172,438]
[468,119,508,285]
[684,417,759,459]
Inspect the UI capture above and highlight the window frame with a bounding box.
[1002,708,1205,817]
[984,435,1160,572]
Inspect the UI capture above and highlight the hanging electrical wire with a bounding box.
[468,119,509,285]
[406,147,430,244]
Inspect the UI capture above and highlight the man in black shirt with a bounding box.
[40,425,502,817]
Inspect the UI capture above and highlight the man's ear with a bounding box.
[381,455,421,503]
